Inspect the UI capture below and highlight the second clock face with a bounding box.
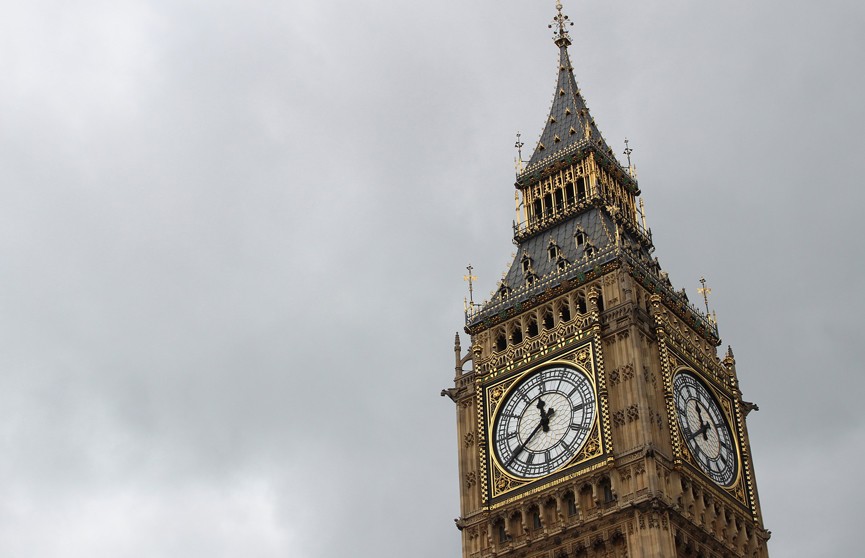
[493,365,596,479]
[673,370,738,486]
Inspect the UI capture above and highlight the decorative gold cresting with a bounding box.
[549,0,574,47]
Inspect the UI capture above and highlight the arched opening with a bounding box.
[578,484,593,511]
[565,182,575,206]
[577,293,587,314]
[510,323,523,345]
[495,519,507,545]
[577,177,587,201]
[530,506,542,530]
[495,330,507,352]
[554,189,564,213]
[564,491,577,517]
[560,303,571,322]
[600,477,615,504]
[543,310,555,330]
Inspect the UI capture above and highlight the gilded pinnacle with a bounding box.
[549,0,573,46]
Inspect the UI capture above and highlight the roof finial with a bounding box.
[463,264,479,310]
[624,138,637,179]
[549,0,573,46]
[514,131,525,174]
[697,277,717,324]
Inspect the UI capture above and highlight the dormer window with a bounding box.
[575,229,586,247]
[497,283,511,300]
[548,241,559,261]
[521,253,533,274]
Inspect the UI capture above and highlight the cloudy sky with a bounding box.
[1,0,862,556]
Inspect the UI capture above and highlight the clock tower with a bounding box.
[443,3,770,557]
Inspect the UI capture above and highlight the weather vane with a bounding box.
[697,277,716,324]
[464,264,479,312]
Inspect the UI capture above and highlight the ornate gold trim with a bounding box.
[482,342,605,504]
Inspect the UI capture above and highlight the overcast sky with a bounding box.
[0,0,863,556]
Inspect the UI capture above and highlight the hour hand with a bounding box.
[686,423,710,441]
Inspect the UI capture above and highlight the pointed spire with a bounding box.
[523,1,614,174]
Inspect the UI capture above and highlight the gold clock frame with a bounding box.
[480,339,609,507]
[665,354,749,507]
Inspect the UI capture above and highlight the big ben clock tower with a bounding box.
[443,3,770,557]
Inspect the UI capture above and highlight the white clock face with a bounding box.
[493,365,596,479]
[673,371,738,486]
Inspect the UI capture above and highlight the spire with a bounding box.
[524,1,614,173]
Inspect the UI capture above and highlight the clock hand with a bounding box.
[504,398,558,465]
[694,406,711,439]
[541,407,555,432]
[686,423,711,441]
[505,421,545,466]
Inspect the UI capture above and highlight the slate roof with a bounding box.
[501,208,612,292]
[524,41,612,171]
[468,204,662,322]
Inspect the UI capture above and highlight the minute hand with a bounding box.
[505,408,556,466]
[505,421,545,467]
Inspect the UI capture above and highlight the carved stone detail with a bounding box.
[465,471,477,488]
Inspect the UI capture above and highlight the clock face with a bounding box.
[493,365,596,479]
[673,370,738,486]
